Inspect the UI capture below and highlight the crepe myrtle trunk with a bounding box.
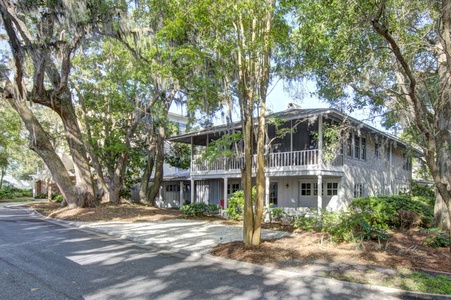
[242,110,256,245]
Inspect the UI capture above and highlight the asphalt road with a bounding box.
[0,206,421,300]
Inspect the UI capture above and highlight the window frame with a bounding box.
[269,182,278,205]
[326,182,338,196]
[301,183,312,196]
[354,183,364,198]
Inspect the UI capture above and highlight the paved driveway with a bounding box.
[71,219,291,254]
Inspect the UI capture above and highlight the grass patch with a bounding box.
[0,197,36,203]
[325,267,451,295]
[399,272,451,295]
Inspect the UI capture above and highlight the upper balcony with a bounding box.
[192,149,343,177]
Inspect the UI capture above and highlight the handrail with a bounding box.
[192,149,347,172]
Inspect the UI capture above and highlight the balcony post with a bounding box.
[317,174,323,214]
[265,176,270,207]
[223,177,228,210]
[190,178,195,203]
[318,114,323,168]
[179,181,184,207]
[190,136,194,170]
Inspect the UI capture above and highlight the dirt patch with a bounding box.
[29,201,184,222]
[210,230,451,277]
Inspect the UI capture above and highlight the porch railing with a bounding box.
[192,150,343,173]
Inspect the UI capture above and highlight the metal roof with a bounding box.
[167,108,413,150]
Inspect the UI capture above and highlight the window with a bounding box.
[269,182,278,205]
[403,155,412,171]
[227,183,240,195]
[361,138,366,160]
[313,183,324,196]
[165,184,180,192]
[354,183,364,198]
[347,135,353,157]
[348,133,366,160]
[354,136,360,159]
[327,182,338,196]
[375,143,381,158]
[301,183,311,195]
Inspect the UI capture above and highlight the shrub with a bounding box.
[0,186,15,199]
[411,181,435,198]
[350,195,434,228]
[180,202,219,217]
[53,194,64,203]
[225,188,256,220]
[34,193,48,199]
[293,209,318,232]
[226,190,244,220]
[421,228,451,248]
[294,209,389,243]
[265,204,285,222]
[180,202,208,216]
[208,204,220,214]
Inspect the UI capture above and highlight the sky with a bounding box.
[170,79,387,132]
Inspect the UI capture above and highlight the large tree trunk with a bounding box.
[139,137,157,204]
[6,98,78,207]
[58,97,96,207]
[0,1,97,208]
[434,192,451,231]
[433,3,451,234]
[0,169,4,189]
[372,0,451,235]
[148,127,165,206]
[108,170,123,205]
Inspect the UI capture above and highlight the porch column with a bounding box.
[318,115,323,168]
[339,176,345,209]
[159,185,163,207]
[265,176,270,207]
[223,177,228,209]
[179,181,184,208]
[190,136,194,171]
[389,142,393,194]
[317,174,323,214]
[190,178,195,203]
[290,120,293,152]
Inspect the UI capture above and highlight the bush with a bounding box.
[294,209,389,243]
[411,181,435,198]
[34,193,47,199]
[226,190,243,220]
[271,206,284,221]
[180,202,219,217]
[0,186,15,199]
[52,194,64,203]
[421,228,451,248]
[293,209,318,231]
[350,195,434,228]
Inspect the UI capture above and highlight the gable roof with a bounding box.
[167,108,411,149]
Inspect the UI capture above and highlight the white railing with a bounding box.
[268,150,318,167]
[192,149,346,173]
